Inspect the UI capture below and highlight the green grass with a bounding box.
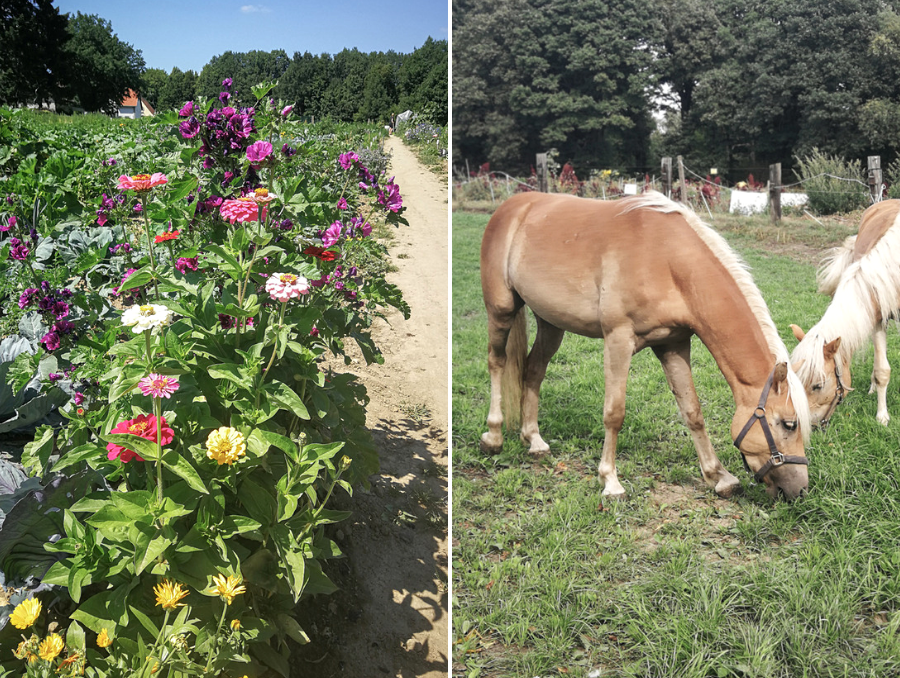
[452,209,900,677]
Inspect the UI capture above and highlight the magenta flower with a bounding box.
[1,215,15,231]
[246,141,273,168]
[139,373,180,399]
[222,77,233,89]
[337,197,348,210]
[40,331,60,351]
[97,213,108,227]
[179,101,194,117]
[73,392,85,405]
[175,257,199,273]
[322,221,342,247]
[378,179,403,213]
[10,244,29,260]
[179,117,200,139]
[338,152,358,170]
[281,105,293,116]
[266,272,310,302]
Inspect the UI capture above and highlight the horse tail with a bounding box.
[501,306,527,430]
[817,235,857,296]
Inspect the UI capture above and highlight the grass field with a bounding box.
[452,207,900,678]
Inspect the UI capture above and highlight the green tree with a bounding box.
[157,67,198,112]
[64,12,145,114]
[280,51,333,119]
[398,37,447,124]
[197,50,290,107]
[0,0,70,107]
[140,67,167,109]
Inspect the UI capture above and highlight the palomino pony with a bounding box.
[791,199,900,426]
[480,191,812,500]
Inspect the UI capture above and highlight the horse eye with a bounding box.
[812,383,823,392]
[782,420,797,431]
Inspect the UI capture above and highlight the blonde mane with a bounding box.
[792,207,900,386]
[619,191,811,442]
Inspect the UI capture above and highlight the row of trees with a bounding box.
[0,1,143,115]
[454,0,900,176]
[142,38,448,125]
[0,1,447,125]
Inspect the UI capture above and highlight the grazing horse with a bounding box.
[791,199,900,426]
[480,192,811,500]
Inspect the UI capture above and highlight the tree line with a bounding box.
[142,39,447,125]
[454,0,900,177]
[0,0,447,125]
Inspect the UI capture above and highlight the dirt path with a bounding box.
[293,137,449,677]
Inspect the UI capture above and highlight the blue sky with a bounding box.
[54,0,449,73]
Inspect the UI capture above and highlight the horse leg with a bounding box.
[652,341,741,498]
[597,330,636,499]
[872,325,891,426]
[520,316,565,455]
[480,304,524,452]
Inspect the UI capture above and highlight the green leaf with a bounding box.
[264,380,310,420]
[116,264,155,293]
[205,244,242,279]
[135,530,174,576]
[129,604,160,638]
[108,373,142,403]
[21,425,55,477]
[239,477,276,526]
[208,362,248,387]
[161,450,208,494]
[271,524,306,602]
[101,433,162,462]
[51,443,107,473]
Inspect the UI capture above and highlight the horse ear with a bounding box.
[773,362,788,394]
[823,337,842,360]
[789,324,806,342]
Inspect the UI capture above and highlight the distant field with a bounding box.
[452,206,900,678]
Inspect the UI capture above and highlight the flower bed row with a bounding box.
[0,79,408,677]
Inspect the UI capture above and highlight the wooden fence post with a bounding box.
[661,157,672,199]
[769,163,782,223]
[677,155,687,204]
[868,156,883,203]
[536,153,549,193]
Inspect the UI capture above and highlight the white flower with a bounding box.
[121,303,174,333]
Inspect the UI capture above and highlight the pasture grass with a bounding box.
[452,209,900,677]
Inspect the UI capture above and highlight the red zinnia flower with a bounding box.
[303,246,338,262]
[154,230,180,244]
[106,414,174,463]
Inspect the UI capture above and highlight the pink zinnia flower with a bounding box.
[322,221,342,247]
[106,414,174,463]
[220,198,264,223]
[138,373,180,399]
[117,173,168,192]
[265,272,310,302]
[246,141,273,168]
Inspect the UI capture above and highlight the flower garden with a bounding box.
[0,78,408,677]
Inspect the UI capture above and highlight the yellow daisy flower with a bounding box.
[38,633,64,661]
[205,427,246,465]
[97,628,113,648]
[209,573,247,605]
[9,598,41,629]
[231,618,242,631]
[153,579,189,610]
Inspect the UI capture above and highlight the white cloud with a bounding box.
[240,4,271,13]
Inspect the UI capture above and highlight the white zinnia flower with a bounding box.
[121,303,174,333]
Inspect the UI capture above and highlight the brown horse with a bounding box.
[480,192,811,500]
[791,199,900,426]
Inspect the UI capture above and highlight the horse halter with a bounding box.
[819,357,850,430]
[733,368,809,483]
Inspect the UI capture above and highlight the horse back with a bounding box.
[853,200,900,261]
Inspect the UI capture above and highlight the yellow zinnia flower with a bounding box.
[153,579,189,610]
[97,628,113,648]
[9,598,41,629]
[206,427,246,465]
[209,573,247,605]
[231,618,241,631]
[38,633,64,661]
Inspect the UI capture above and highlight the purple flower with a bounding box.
[281,105,293,116]
[175,257,199,273]
[246,141,273,167]
[10,244,29,260]
[73,391,85,405]
[48,372,62,383]
[337,197,349,210]
[361,222,372,237]
[18,288,37,308]
[219,91,231,103]
[179,117,200,139]
[133,204,143,213]
[339,152,358,170]
[179,101,194,117]
[334,280,344,291]
[228,113,254,139]
[52,301,69,319]
[279,218,293,231]
[322,221,343,247]
[41,332,60,351]
[281,143,296,157]
[53,319,75,334]
[222,78,233,89]
[378,179,403,213]
[310,326,319,337]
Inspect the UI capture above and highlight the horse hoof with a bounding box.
[479,433,502,454]
[877,412,891,426]
[715,479,742,499]
[602,491,626,502]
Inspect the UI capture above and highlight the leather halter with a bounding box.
[819,357,850,430]
[733,368,809,482]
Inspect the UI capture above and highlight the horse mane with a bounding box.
[792,207,900,387]
[816,235,857,296]
[618,191,811,442]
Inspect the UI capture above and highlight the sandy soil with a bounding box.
[292,137,449,676]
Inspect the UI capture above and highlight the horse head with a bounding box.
[789,324,851,429]
[731,362,810,500]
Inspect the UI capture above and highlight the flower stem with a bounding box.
[204,602,229,673]
[141,195,161,300]
[155,396,164,505]
[254,301,286,412]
